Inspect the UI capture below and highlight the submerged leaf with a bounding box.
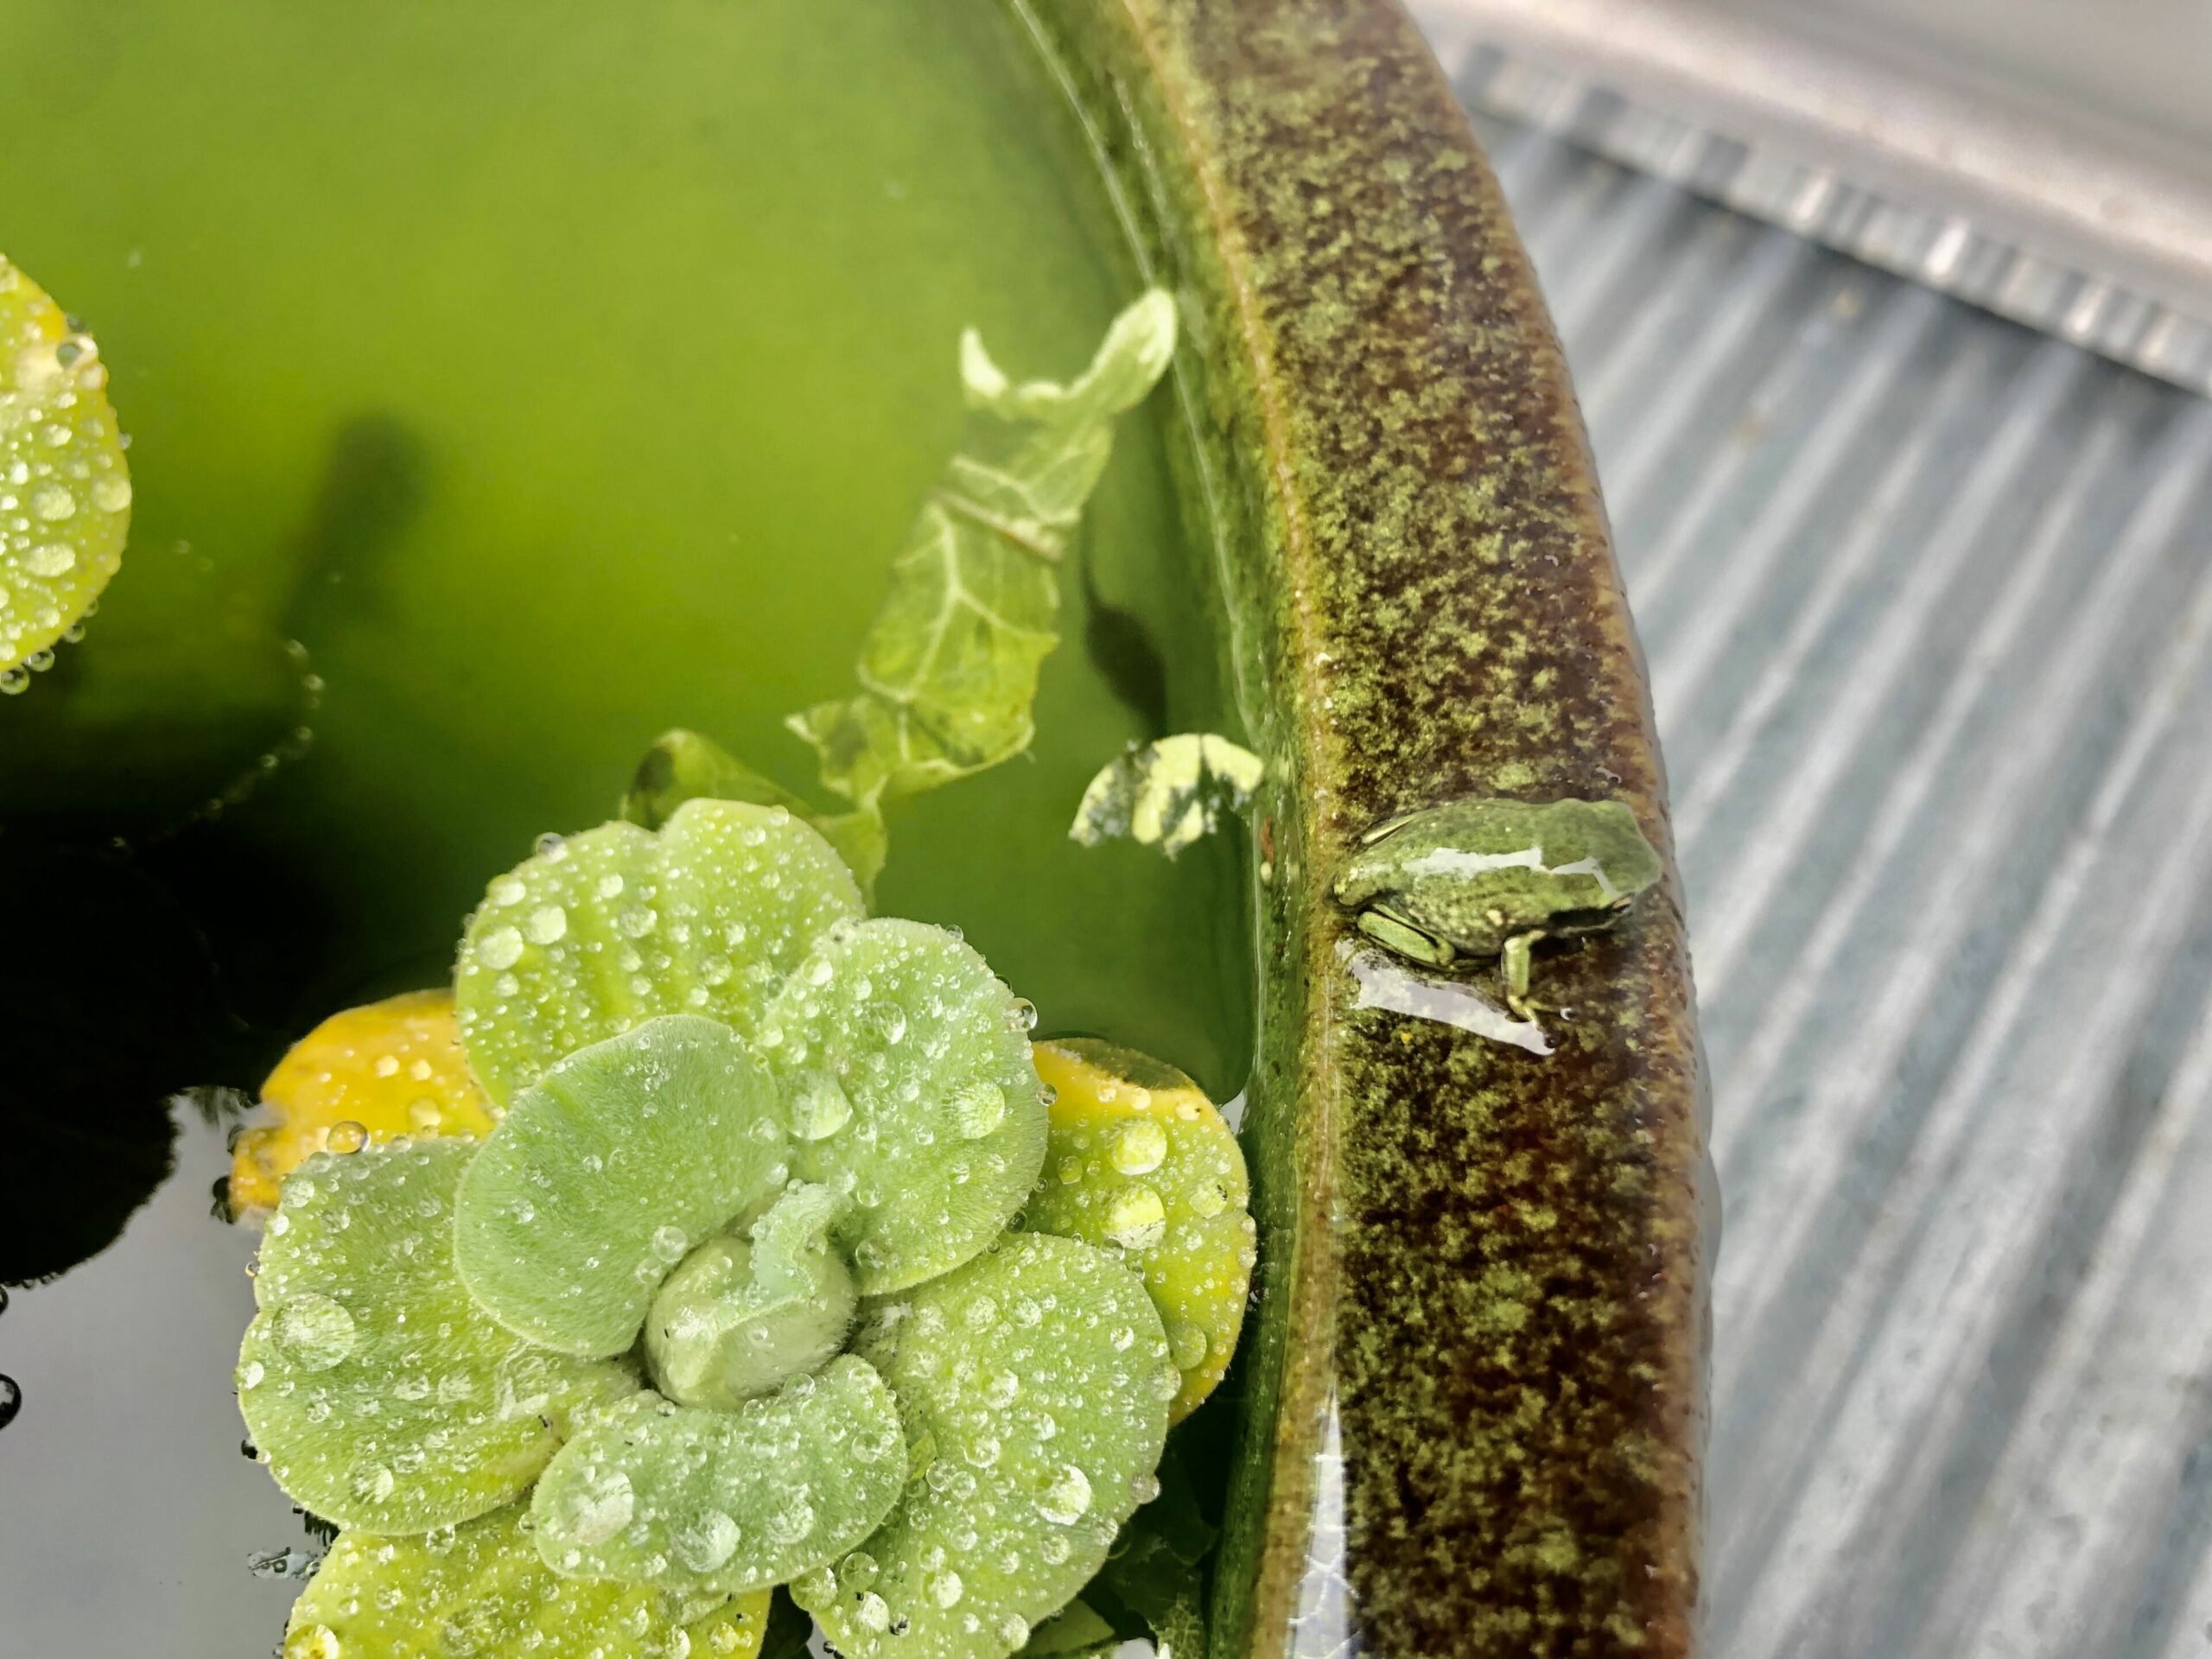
[1068,734,1264,860]
[646,1182,859,1408]
[959,289,1177,426]
[1103,1558,1206,1659]
[532,1357,907,1596]
[620,728,887,896]
[1021,1599,1121,1656]
[0,254,131,677]
[239,1141,636,1533]
[790,291,1176,811]
[454,799,865,1105]
[229,990,497,1217]
[1022,1041,1255,1422]
[283,1500,772,1659]
[454,1016,791,1358]
[760,918,1046,1294]
[799,1233,1173,1659]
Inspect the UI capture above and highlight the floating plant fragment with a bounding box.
[789,290,1177,811]
[1068,733,1265,860]
[761,918,1047,1294]
[229,990,496,1217]
[454,1016,791,1357]
[284,1499,772,1659]
[1023,1039,1255,1421]
[238,1141,636,1533]
[0,254,131,679]
[454,798,864,1105]
[798,1233,1173,1659]
[622,728,887,897]
[532,1357,907,1594]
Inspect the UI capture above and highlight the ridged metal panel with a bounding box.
[1433,84,2212,1659]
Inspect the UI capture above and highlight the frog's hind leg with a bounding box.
[1356,906,1456,969]
[1500,930,1547,1020]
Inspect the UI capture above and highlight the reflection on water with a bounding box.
[1338,940,1553,1055]
[0,1110,308,1652]
[1287,1390,1361,1659]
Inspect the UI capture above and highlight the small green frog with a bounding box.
[1332,797,1662,1016]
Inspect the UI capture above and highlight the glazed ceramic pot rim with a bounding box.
[1014,3,1710,1656]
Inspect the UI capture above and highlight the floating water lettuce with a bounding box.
[1024,1040,1255,1424]
[622,728,889,897]
[239,798,1250,1659]
[1068,734,1264,861]
[0,254,132,685]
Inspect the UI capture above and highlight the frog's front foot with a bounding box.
[1500,930,1547,1021]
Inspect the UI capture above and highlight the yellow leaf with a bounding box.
[1026,1039,1255,1422]
[229,990,496,1217]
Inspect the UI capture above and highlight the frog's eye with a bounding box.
[797,1233,1173,1659]
[454,1016,791,1358]
[238,1141,637,1534]
[455,800,865,1107]
[759,918,1047,1295]
[530,1356,906,1594]
[281,1500,772,1659]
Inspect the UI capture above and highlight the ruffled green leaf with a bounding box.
[760,918,1046,1294]
[238,1141,636,1534]
[454,799,865,1106]
[282,1500,772,1659]
[797,1233,1173,1659]
[454,1015,791,1358]
[958,289,1178,427]
[621,728,887,897]
[0,254,132,677]
[646,1182,859,1408]
[531,1357,908,1596]
[789,290,1176,812]
[1023,1039,1256,1422]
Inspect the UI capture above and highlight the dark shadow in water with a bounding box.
[0,836,309,1287]
[1080,525,1170,741]
[282,412,432,639]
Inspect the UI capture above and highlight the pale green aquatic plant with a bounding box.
[0,253,132,686]
[241,799,1195,1659]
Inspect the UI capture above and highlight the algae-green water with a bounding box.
[0,4,1252,1649]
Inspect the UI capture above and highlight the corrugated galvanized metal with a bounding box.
[1436,85,2212,1659]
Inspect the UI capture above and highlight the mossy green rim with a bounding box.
[1014,2,1710,1655]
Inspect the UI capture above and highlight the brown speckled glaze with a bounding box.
[1018,1,1710,1655]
